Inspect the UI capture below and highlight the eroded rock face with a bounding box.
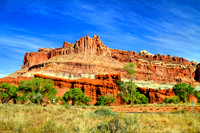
[0,76,32,86]
[0,74,199,104]
[139,50,153,56]
[22,35,111,68]
[34,74,121,104]
[137,87,198,103]
[17,35,200,85]
[22,52,49,68]
[137,87,175,103]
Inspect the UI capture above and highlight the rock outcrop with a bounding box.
[22,52,49,68]
[137,87,198,103]
[22,35,111,69]
[18,35,200,86]
[139,50,153,56]
[1,74,198,104]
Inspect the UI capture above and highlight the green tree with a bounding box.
[18,77,57,105]
[173,83,194,103]
[194,90,200,103]
[95,95,116,106]
[123,62,137,102]
[62,88,91,105]
[117,81,149,104]
[0,83,19,104]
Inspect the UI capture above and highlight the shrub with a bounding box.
[131,91,149,104]
[62,88,91,105]
[97,116,139,132]
[0,83,18,104]
[163,96,180,104]
[194,90,200,103]
[95,95,116,106]
[94,108,115,116]
[18,77,57,105]
[173,83,194,103]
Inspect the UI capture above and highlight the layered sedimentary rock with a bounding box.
[0,74,198,104]
[22,52,49,68]
[0,76,32,86]
[22,35,111,69]
[34,74,121,104]
[15,35,199,87]
[138,87,198,103]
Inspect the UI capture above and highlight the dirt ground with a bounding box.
[110,106,200,113]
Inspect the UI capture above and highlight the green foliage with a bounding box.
[123,62,137,77]
[118,80,137,92]
[163,96,180,104]
[97,116,139,133]
[122,91,149,104]
[95,95,116,106]
[194,90,200,103]
[118,81,149,104]
[0,83,18,104]
[171,109,186,114]
[18,77,57,105]
[94,108,115,116]
[173,83,194,103]
[62,88,91,105]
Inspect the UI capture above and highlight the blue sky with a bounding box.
[0,0,200,78]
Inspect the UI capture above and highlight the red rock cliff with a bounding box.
[22,35,111,68]
[18,35,200,85]
[0,74,199,104]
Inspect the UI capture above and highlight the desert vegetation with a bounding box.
[0,104,200,132]
[62,87,91,105]
[0,75,200,132]
[164,82,200,104]
[0,77,200,105]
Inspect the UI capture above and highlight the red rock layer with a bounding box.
[22,36,195,69]
[34,74,121,105]
[0,74,199,104]
[22,35,111,69]
[138,87,198,103]
[20,35,199,85]
[22,52,49,68]
[0,76,32,86]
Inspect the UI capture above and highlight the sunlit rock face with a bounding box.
[7,35,199,87]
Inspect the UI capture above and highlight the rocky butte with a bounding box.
[1,35,200,104]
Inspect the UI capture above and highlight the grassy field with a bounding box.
[0,104,200,133]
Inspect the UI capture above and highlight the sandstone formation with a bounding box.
[139,50,153,56]
[7,35,198,88]
[0,76,32,86]
[1,35,200,105]
[0,74,198,104]
[22,35,111,69]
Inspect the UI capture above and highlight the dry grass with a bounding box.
[0,104,200,133]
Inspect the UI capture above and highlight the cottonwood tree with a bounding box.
[123,62,137,101]
[173,83,194,103]
[117,81,148,104]
[0,83,18,104]
[62,88,91,105]
[18,77,57,105]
